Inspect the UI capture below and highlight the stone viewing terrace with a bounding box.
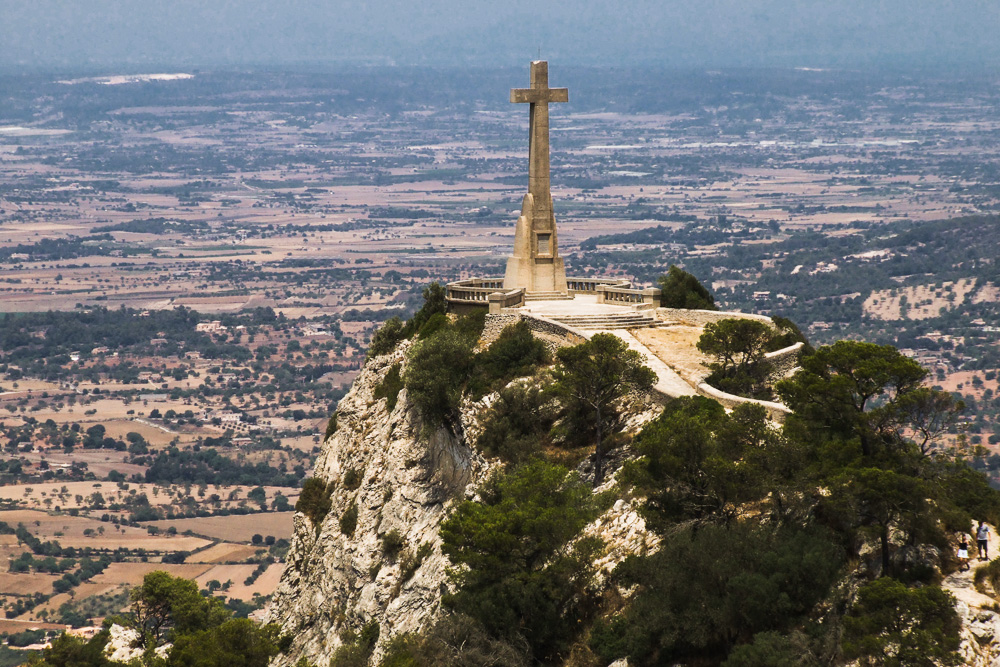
[445,60,800,421]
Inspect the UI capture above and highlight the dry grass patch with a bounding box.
[0,573,60,596]
[634,325,713,385]
[185,542,264,564]
[864,278,977,321]
[142,511,294,543]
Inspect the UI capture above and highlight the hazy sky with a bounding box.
[3,0,999,71]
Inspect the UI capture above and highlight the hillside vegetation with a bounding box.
[316,285,999,667]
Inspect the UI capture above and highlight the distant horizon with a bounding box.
[4,0,1000,73]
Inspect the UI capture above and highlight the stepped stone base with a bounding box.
[549,312,657,330]
[524,291,573,302]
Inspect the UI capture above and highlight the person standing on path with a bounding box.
[959,535,970,570]
[977,521,991,561]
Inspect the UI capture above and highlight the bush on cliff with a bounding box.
[368,316,405,359]
[404,328,475,434]
[596,340,995,665]
[440,460,602,662]
[468,321,549,399]
[374,363,404,412]
[475,384,555,465]
[295,477,335,528]
[657,265,717,310]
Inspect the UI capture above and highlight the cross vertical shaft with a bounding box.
[510,61,568,234]
[505,61,570,294]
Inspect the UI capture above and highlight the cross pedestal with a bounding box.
[503,61,570,295]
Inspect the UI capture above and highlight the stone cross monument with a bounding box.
[503,61,569,295]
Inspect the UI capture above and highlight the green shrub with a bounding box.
[339,503,359,537]
[658,265,716,310]
[378,633,423,667]
[975,559,1000,595]
[329,621,380,667]
[295,478,335,528]
[453,309,487,341]
[368,316,405,359]
[404,328,476,433]
[324,413,338,441]
[380,529,406,559]
[374,363,404,412]
[380,614,530,667]
[400,542,433,583]
[843,578,960,667]
[592,522,843,665]
[475,384,554,464]
[441,460,601,661]
[343,468,363,491]
[697,318,776,399]
[401,283,447,338]
[767,315,813,354]
[468,321,549,398]
[415,311,449,339]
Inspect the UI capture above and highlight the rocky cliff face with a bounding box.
[265,341,492,666]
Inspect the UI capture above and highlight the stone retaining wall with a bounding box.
[655,307,775,327]
[482,312,588,355]
[695,382,792,423]
[766,342,804,379]
[480,314,521,347]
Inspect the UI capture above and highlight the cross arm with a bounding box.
[510,88,569,104]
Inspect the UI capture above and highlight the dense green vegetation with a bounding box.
[365,333,998,666]
[27,571,282,667]
[657,265,717,310]
[296,477,335,529]
[697,318,779,398]
[143,447,301,487]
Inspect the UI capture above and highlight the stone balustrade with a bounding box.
[446,278,525,314]
[597,285,662,308]
[566,277,631,293]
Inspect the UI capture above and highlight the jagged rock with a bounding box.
[265,338,660,666]
[891,544,941,572]
[104,624,169,663]
[265,342,493,666]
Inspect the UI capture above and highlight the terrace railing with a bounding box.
[566,277,632,293]
[446,278,525,313]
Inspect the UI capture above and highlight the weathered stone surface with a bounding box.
[264,341,492,666]
[504,61,569,295]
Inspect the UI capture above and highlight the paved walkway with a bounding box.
[518,294,636,316]
[516,296,698,399]
[599,329,697,398]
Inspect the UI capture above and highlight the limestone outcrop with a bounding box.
[265,341,492,666]
[265,335,660,666]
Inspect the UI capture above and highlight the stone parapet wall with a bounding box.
[480,314,522,347]
[766,342,804,378]
[695,382,792,423]
[483,312,588,355]
[519,313,589,347]
[655,308,774,328]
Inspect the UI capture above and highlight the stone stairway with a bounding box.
[549,312,657,330]
[523,291,574,301]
